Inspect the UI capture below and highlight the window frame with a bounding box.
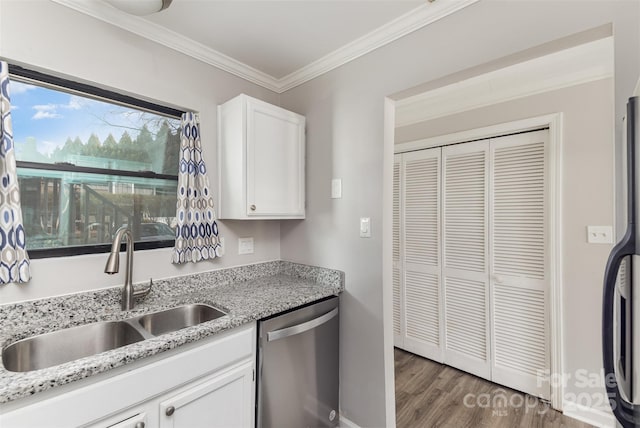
[8,65,183,259]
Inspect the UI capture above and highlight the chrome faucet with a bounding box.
[104,226,151,310]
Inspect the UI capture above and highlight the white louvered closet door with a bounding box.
[442,141,491,379]
[490,130,550,400]
[393,155,403,346]
[401,148,443,361]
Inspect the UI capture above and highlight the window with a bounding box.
[8,66,183,258]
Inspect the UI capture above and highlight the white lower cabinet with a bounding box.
[0,324,256,428]
[158,362,254,428]
[93,361,254,428]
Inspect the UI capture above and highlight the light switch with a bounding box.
[331,179,342,199]
[360,217,371,238]
[238,237,254,254]
[587,226,613,244]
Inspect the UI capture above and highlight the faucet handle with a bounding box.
[133,278,153,301]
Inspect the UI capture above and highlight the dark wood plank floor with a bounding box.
[395,348,593,428]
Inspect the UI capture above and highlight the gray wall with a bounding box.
[0,0,284,303]
[279,1,639,426]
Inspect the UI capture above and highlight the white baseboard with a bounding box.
[340,415,361,428]
[562,400,616,428]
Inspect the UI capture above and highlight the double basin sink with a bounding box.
[2,304,226,373]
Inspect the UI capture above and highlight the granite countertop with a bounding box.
[0,260,344,405]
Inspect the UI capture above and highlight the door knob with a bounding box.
[250,204,256,211]
[134,422,145,428]
[166,406,175,416]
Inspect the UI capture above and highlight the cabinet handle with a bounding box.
[166,406,175,416]
[250,204,256,211]
[134,423,145,428]
[267,308,339,342]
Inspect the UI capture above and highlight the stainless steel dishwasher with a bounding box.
[257,295,339,428]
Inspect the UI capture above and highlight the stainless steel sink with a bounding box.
[2,304,227,373]
[137,304,226,336]
[2,321,145,372]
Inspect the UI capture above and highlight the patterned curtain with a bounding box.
[172,112,221,264]
[0,62,30,283]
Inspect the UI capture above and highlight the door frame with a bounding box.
[392,113,564,410]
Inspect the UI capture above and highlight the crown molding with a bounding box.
[277,0,480,92]
[395,36,614,127]
[50,0,282,92]
[50,0,478,93]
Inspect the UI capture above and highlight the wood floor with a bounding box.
[394,348,593,428]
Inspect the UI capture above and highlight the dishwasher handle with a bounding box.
[267,308,339,342]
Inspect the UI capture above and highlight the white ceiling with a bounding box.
[146,1,423,79]
[52,0,479,92]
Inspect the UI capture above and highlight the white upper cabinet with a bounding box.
[218,94,305,219]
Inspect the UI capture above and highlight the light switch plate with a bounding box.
[587,226,613,244]
[331,179,342,199]
[360,217,371,238]
[238,237,254,254]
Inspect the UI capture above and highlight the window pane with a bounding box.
[8,75,181,256]
[19,168,177,251]
[11,80,180,175]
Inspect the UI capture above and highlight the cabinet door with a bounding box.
[401,148,443,361]
[442,140,491,379]
[392,154,403,346]
[159,362,254,428]
[246,99,305,217]
[489,130,550,400]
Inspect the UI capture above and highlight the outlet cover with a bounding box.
[587,226,613,244]
[331,179,342,199]
[238,237,254,254]
[360,217,371,238]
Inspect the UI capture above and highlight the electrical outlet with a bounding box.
[587,226,613,244]
[219,237,225,256]
[238,237,254,254]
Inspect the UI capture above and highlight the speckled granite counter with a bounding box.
[0,260,344,404]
